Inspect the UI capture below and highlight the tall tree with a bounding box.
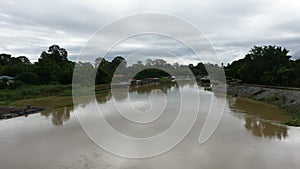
[225,45,294,86]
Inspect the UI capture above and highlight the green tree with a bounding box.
[225,45,294,86]
[37,45,74,84]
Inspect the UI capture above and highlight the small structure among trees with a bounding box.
[0,75,16,89]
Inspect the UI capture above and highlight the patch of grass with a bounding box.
[159,77,172,82]
[285,117,300,127]
[283,109,300,127]
[247,95,254,99]
[0,84,72,101]
[0,84,111,106]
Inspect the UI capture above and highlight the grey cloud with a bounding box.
[0,0,300,64]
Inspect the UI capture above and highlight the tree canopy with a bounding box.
[225,45,300,87]
[1,44,300,89]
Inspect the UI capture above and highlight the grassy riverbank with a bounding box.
[0,84,111,106]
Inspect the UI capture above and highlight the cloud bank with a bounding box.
[0,0,300,64]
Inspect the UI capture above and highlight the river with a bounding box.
[0,81,299,169]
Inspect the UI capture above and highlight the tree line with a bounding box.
[0,45,74,88]
[225,45,300,87]
[0,45,210,88]
[1,44,299,89]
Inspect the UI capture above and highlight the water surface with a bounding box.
[0,82,299,169]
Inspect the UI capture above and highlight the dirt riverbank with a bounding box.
[226,84,300,126]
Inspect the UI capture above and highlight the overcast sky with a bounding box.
[1,0,300,64]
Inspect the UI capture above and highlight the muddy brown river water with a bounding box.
[0,82,299,169]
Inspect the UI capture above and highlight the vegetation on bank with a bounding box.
[0,84,71,103]
[225,45,300,87]
[0,44,212,89]
[224,45,300,126]
[1,44,300,125]
[0,84,111,106]
[285,117,300,127]
[2,44,299,89]
[285,109,300,127]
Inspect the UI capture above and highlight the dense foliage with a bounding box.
[225,45,300,87]
[0,45,74,86]
[0,45,212,88]
[1,44,299,89]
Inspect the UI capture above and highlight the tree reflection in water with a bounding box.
[40,82,182,126]
[40,88,112,126]
[230,97,289,140]
[40,107,73,126]
[129,81,178,95]
[96,90,112,103]
[243,116,287,140]
[39,81,206,126]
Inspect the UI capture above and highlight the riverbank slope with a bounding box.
[227,84,300,126]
